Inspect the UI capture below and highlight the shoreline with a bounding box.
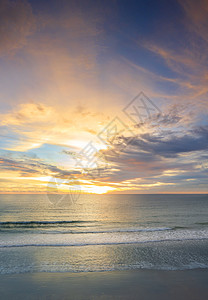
[1,269,208,300]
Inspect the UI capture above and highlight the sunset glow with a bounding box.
[0,0,208,194]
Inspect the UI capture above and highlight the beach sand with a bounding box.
[1,269,208,300]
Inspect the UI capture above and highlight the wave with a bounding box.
[45,227,173,234]
[1,226,208,248]
[0,228,172,234]
[0,226,186,234]
[0,225,194,235]
[195,222,208,226]
[0,220,95,227]
[0,220,93,225]
[1,261,208,275]
[0,221,187,231]
[1,237,208,248]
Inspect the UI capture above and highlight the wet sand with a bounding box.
[1,269,208,300]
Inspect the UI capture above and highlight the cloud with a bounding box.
[0,0,36,56]
[179,0,208,42]
[143,43,208,104]
[92,122,208,189]
[0,100,114,152]
[0,155,80,178]
[0,102,61,150]
[123,125,208,158]
[0,157,39,176]
[1,102,54,126]
[123,1,208,111]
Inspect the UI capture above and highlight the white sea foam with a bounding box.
[1,228,208,248]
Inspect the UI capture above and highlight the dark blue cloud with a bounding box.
[127,125,208,158]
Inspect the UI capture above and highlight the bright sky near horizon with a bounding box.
[0,0,208,194]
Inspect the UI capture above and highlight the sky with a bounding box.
[0,0,208,194]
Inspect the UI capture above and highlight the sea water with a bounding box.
[0,194,208,274]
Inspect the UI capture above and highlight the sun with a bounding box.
[80,184,115,194]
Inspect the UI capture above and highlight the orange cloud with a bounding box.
[179,0,208,42]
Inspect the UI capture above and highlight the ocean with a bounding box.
[0,194,208,274]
